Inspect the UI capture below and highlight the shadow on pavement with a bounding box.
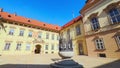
[0,64,50,68]
[95,59,120,68]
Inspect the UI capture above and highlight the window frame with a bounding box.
[16,43,22,50]
[45,45,48,50]
[94,38,105,50]
[90,17,100,31]
[19,30,24,36]
[26,44,31,51]
[4,42,11,50]
[28,31,32,37]
[51,44,54,50]
[108,8,120,24]
[9,28,14,35]
[46,33,49,39]
[115,35,120,49]
[38,32,42,38]
[75,25,81,36]
[52,34,54,40]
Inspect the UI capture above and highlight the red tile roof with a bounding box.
[61,16,82,30]
[0,11,61,31]
[80,0,101,14]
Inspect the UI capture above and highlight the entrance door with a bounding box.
[78,43,84,55]
[34,45,41,54]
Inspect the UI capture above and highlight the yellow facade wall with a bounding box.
[0,21,59,55]
[60,20,87,56]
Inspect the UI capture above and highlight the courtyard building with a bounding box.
[60,16,87,55]
[80,0,120,58]
[0,9,60,55]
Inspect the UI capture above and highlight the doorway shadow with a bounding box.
[0,64,49,68]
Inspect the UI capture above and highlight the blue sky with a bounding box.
[0,0,86,26]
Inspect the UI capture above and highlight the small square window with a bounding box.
[99,53,106,58]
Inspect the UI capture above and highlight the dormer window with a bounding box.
[56,27,58,29]
[8,15,11,17]
[43,24,46,26]
[28,20,30,22]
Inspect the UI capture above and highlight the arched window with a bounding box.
[108,8,120,24]
[90,17,100,30]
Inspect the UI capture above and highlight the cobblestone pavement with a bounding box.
[0,54,120,68]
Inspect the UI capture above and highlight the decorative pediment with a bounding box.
[88,12,98,19]
[33,38,44,44]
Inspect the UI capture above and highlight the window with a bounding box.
[52,34,54,40]
[51,44,54,50]
[45,45,48,50]
[95,39,105,50]
[57,35,59,40]
[4,42,11,50]
[91,17,100,30]
[75,25,81,35]
[26,44,31,51]
[19,30,24,36]
[9,28,14,35]
[38,32,42,38]
[28,31,32,37]
[115,35,120,48]
[99,53,106,58]
[46,33,49,39]
[109,8,120,24]
[67,29,70,39]
[16,43,21,50]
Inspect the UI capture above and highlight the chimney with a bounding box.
[0,8,3,12]
[13,13,17,16]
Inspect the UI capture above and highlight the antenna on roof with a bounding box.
[72,11,75,19]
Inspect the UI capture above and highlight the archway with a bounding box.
[78,43,84,55]
[34,44,41,54]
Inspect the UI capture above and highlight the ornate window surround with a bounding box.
[103,1,120,25]
[88,12,100,31]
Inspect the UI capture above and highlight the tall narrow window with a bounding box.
[75,25,81,35]
[38,32,42,38]
[115,35,120,49]
[46,33,49,39]
[4,42,11,50]
[45,45,48,50]
[19,30,24,36]
[91,17,100,30]
[9,28,14,35]
[28,31,32,37]
[67,29,70,40]
[51,44,54,50]
[57,35,59,40]
[16,43,22,50]
[26,44,31,51]
[52,34,54,40]
[109,8,120,24]
[95,39,105,50]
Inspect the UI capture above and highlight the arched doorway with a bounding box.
[34,44,41,54]
[78,43,84,55]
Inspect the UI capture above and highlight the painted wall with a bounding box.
[82,0,120,58]
[60,20,87,56]
[0,21,59,55]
